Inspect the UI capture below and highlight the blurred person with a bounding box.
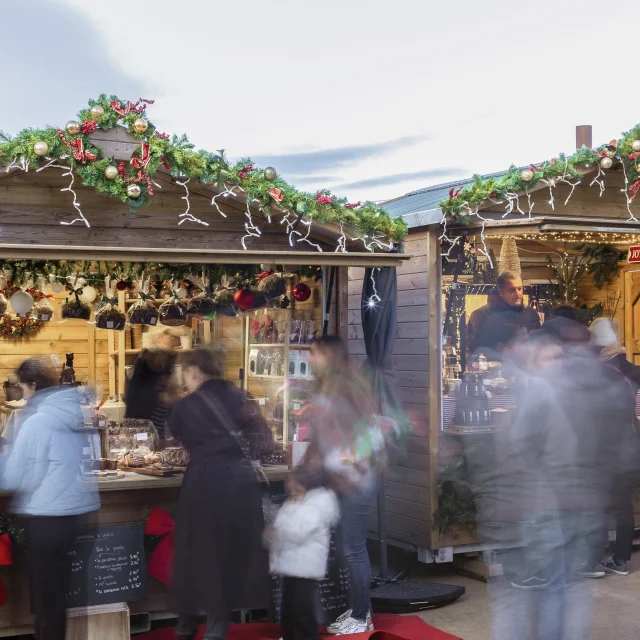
[168,348,269,640]
[125,330,179,440]
[549,304,580,323]
[590,317,640,577]
[467,272,541,354]
[270,466,339,640]
[2,357,100,640]
[304,335,378,636]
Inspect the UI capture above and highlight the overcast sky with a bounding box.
[2,0,640,204]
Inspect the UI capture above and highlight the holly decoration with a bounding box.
[0,315,44,339]
[292,282,311,302]
[0,94,407,243]
[234,288,255,311]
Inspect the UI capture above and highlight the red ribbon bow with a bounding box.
[268,188,284,202]
[145,507,175,586]
[345,201,361,209]
[56,130,97,163]
[239,165,253,180]
[257,270,274,281]
[629,153,640,161]
[448,187,463,199]
[110,98,155,117]
[131,143,152,170]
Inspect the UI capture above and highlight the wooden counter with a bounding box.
[0,464,289,636]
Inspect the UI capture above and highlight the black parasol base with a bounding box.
[370,580,465,614]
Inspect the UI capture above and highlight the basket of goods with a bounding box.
[95,279,126,330]
[62,275,92,321]
[256,267,286,300]
[129,274,159,326]
[159,294,188,327]
[186,270,216,318]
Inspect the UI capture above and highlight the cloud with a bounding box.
[336,168,467,191]
[252,135,429,177]
[1,0,151,134]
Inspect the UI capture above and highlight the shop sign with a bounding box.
[628,246,640,263]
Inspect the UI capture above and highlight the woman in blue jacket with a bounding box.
[2,358,100,640]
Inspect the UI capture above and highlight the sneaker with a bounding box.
[328,611,373,635]
[603,557,630,576]
[573,562,606,578]
[327,609,353,634]
[334,617,369,635]
[510,575,549,591]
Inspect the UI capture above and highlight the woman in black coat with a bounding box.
[168,348,270,640]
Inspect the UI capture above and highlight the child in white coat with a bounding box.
[271,466,339,640]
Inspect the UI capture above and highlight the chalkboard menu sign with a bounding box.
[268,491,350,624]
[66,523,146,608]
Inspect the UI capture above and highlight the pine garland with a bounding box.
[439,146,612,220]
[0,95,407,244]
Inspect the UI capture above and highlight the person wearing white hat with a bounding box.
[590,318,640,576]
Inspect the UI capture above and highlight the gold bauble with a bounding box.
[89,105,105,120]
[126,184,142,198]
[600,157,613,169]
[33,141,49,156]
[636,162,640,173]
[264,166,277,181]
[104,165,119,180]
[132,118,148,133]
[65,120,80,135]
[520,169,534,182]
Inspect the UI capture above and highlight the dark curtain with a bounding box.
[361,267,401,414]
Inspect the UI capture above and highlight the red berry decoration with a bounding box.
[116,280,129,291]
[292,283,311,302]
[234,288,255,311]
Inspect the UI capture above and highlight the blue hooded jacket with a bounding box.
[2,386,100,516]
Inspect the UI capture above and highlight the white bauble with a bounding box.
[80,285,97,303]
[10,291,34,317]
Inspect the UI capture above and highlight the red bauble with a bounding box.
[116,280,129,291]
[292,283,311,302]
[234,288,255,310]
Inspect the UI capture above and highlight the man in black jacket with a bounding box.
[467,271,541,355]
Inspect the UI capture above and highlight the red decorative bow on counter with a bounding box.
[110,98,155,117]
[145,507,175,586]
[56,130,97,163]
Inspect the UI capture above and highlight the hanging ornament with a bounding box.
[292,283,311,302]
[234,288,255,311]
[126,184,141,198]
[498,238,521,277]
[9,291,34,318]
[89,105,105,120]
[80,286,97,304]
[601,156,613,169]
[264,167,277,181]
[257,272,286,298]
[33,141,49,156]
[633,140,640,153]
[520,169,534,182]
[133,118,148,133]
[116,280,129,292]
[159,296,188,327]
[65,121,80,136]
[51,281,64,294]
[104,165,119,180]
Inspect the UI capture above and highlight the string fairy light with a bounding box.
[335,222,348,253]
[364,267,382,310]
[36,158,90,228]
[241,199,263,250]
[176,178,209,227]
[619,161,638,222]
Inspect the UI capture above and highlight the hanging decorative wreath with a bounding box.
[0,315,43,339]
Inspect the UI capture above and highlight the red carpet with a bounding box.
[136,614,461,640]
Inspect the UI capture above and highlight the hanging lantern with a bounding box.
[9,291,34,318]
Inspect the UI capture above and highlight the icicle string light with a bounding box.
[365,267,382,310]
[177,178,209,227]
[36,158,90,227]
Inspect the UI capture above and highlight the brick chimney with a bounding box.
[576,125,593,149]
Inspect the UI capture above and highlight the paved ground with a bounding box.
[411,561,640,640]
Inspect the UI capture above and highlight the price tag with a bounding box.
[135,433,148,441]
[258,398,266,406]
